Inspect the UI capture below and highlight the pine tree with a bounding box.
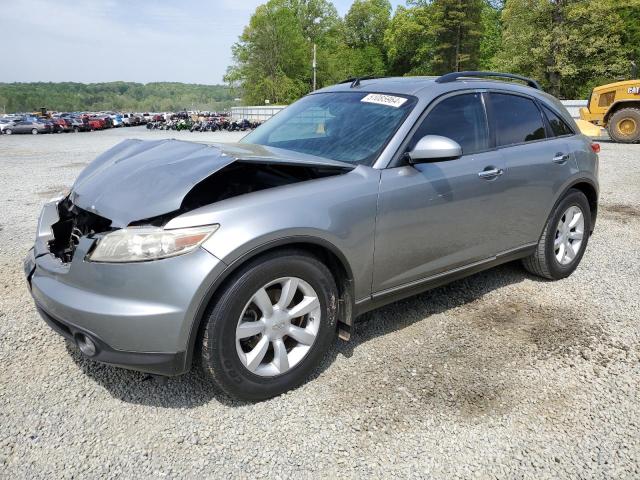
[430,0,484,74]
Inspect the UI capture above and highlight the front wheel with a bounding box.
[31,128,38,135]
[200,250,338,401]
[522,189,592,280]
[4,129,12,135]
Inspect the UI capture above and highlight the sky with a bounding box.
[0,0,403,85]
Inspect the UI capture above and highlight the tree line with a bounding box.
[0,82,235,114]
[226,0,640,103]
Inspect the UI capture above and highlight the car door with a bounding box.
[372,92,507,293]
[486,92,579,250]
[14,121,29,133]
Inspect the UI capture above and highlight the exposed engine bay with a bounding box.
[48,152,352,262]
[181,161,349,213]
[48,197,112,263]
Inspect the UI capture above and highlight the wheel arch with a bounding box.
[184,236,356,369]
[604,101,640,122]
[558,178,599,232]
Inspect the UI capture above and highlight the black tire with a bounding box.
[522,189,592,280]
[607,107,640,143]
[4,129,11,135]
[200,250,338,401]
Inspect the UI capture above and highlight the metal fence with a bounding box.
[230,106,287,122]
[231,100,586,123]
[561,100,587,119]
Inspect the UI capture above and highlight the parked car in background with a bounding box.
[70,117,89,132]
[4,119,53,134]
[0,118,17,134]
[122,113,135,126]
[86,118,104,131]
[52,118,72,133]
[110,114,123,127]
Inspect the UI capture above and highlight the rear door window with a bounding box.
[542,105,574,137]
[490,93,546,146]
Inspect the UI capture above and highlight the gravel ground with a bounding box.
[1,128,639,479]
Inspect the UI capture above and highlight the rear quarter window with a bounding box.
[542,105,574,137]
[490,93,546,147]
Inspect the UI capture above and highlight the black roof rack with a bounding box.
[435,71,541,90]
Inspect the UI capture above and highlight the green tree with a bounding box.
[429,0,484,74]
[344,0,392,50]
[286,0,346,87]
[333,0,392,79]
[224,0,308,104]
[288,0,341,41]
[384,2,434,75]
[225,0,344,103]
[495,0,629,98]
[478,0,502,69]
[492,0,548,84]
[0,82,234,112]
[614,0,640,71]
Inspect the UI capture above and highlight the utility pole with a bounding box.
[312,43,317,91]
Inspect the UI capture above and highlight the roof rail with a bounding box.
[435,71,541,90]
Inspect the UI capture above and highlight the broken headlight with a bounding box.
[88,225,219,263]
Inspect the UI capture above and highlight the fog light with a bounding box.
[76,334,97,357]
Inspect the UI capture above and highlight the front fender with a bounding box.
[166,165,381,301]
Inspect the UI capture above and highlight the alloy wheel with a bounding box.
[235,277,321,377]
[554,205,584,265]
[618,117,637,136]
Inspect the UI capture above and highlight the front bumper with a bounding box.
[24,201,226,376]
[579,107,602,125]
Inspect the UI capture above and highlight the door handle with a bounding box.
[478,168,504,179]
[553,153,569,164]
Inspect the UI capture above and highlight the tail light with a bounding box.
[591,143,601,154]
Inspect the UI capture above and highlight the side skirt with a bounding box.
[354,243,536,316]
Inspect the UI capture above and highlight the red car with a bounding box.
[52,118,72,132]
[86,117,106,130]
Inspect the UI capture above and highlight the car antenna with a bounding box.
[339,76,376,88]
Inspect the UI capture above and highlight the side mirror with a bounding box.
[406,135,462,164]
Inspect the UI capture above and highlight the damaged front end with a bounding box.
[69,139,353,229]
[48,139,354,263]
[48,197,112,263]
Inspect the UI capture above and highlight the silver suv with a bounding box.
[25,72,599,400]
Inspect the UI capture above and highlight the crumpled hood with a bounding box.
[70,138,352,227]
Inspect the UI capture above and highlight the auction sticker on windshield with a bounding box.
[361,93,407,108]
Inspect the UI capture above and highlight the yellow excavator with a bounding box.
[578,62,640,143]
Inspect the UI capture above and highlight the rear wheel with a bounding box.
[608,107,640,143]
[31,128,38,135]
[200,250,338,401]
[522,189,591,280]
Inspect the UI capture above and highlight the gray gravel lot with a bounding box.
[1,128,639,479]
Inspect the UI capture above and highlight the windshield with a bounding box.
[241,92,416,165]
